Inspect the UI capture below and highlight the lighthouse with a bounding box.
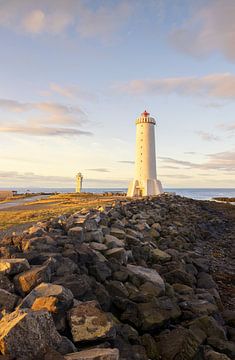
[76,172,83,193]
[127,110,163,197]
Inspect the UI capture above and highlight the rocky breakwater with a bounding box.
[0,194,234,360]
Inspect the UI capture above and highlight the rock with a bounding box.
[27,224,47,237]
[197,272,217,289]
[0,289,18,312]
[64,348,119,360]
[207,338,235,358]
[14,264,51,295]
[204,348,231,360]
[110,228,125,239]
[138,296,181,331]
[84,219,98,231]
[141,333,159,360]
[67,227,84,243]
[180,299,218,318]
[89,262,112,283]
[105,235,125,249]
[85,230,104,243]
[68,301,115,343]
[56,336,77,355]
[157,326,204,360]
[53,274,93,300]
[127,264,165,296]
[0,259,30,276]
[173,283,194,295]
[19,282,73,311]
[106,280,129,298]
[0,309,62,360]
[22,235,57,252]
[90,242,108,252]
[151,248,171,263]
[222,310,235,327]
[0,275,15,293]
[164,269,196,286]
[44,348,65,360]
[105,248,127,264]
[188,316,227,340]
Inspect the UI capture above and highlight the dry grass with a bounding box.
[0,193,125,230]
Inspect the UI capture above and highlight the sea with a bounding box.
[5,188,235,201]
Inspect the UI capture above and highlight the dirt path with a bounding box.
[0,195,49,211]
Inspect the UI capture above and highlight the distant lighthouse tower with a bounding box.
[127,110,163,197]
[76,172,83,193]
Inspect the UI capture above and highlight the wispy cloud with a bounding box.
[118,160,135,164]
[196,131,220,141]
[0,98,91,137]
[41,83,97,101]
[0,170,128,187]
[219,122,235,132]
[170,0,235,62]
[117,73,235,100]
[0,0,132,41]
[86,168,110,173]
[160,151,235,172]
[0,126,92,137]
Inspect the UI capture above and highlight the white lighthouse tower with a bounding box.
[76,172,83,193]
[127,110,163,197]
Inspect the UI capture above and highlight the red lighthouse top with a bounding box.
[142,110,149,117]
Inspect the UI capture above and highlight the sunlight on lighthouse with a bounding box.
[127,110,163,197]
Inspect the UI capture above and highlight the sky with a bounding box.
[0,0,234,189]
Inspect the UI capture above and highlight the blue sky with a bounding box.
[0,0,234,188]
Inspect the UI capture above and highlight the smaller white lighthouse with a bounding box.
[127,110,163,197]
[76,172,83,193]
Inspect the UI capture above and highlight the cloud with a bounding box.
[0,126,92,137]
[86,168,110,173]
[161,174,192,179]
[170,0,235,62]
[0,170,129,187]
[0,97,90,137]
[160,150,235,172]
[219,122,235,132]
[118,160,135,164]
[196,131,220,141]
[41,83,97,101]
[0,0,132,41]
[0,99,31,112]
[117,73,235,99]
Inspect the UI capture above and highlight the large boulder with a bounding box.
[64,348,119,360]
[14,264,51,295]
[188,316,227,340]
[0,259,30,276]
[127,264,165,296]
[0,309,62,360]
[68,300,115,343]
[138,297,181,331]
[67,227,84,243]
[19,282,73,311]
[156,326,204,360]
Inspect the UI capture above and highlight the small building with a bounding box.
[76,172,83,193]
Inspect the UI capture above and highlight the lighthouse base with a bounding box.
[127,178,163,197]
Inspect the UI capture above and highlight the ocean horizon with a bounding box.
[1,187,235,201]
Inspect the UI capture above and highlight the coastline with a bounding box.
[0,193,234,359]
